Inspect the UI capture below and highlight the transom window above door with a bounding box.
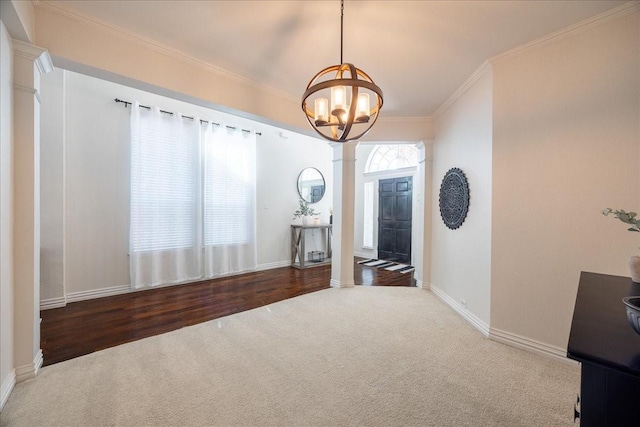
[365,145,418,174]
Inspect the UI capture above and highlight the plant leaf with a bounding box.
[628,228,640,232]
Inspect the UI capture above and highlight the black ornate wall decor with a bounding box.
[439,167,470,230]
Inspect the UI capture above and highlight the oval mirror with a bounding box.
[297,167,325,203]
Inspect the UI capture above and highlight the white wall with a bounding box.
[431,69,493,330]
[491,12,640,351]
[256,130,333,267]
[39,70,332,301]
[0,20,15,410]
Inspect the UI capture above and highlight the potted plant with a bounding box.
[293,198,319,226]
[602,208,640,282]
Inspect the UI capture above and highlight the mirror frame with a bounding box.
[297,167,326,204]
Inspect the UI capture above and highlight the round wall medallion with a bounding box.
[439,168,470,230]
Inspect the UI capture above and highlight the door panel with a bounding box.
[396,195,410,220]
[380,195,395,220]
[378,176,412,263]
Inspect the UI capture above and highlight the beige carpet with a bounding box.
[0,287,579,426]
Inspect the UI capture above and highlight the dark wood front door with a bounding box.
[378,176,412,263]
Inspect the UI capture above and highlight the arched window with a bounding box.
[365,144,418,174]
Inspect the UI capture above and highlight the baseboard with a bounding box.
[255,260,291,271]
[415,279,429,289]
[34,349,43,375]
[330,279,355,288]
[0,370,16,411]
[354,251,374,259]
[15,349,43,383]
[40,296,67,310]
[58,263,296,304]
[489,327,576,365]
[65,285,131,303]
[429,284,490,337]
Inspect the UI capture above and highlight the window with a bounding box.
[363,181,374,248]
[365,144,418,174]
[130,108,199,252]
[129,103,256,288]
[203,127,255,246]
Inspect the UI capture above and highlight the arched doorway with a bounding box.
[361,144,418,264]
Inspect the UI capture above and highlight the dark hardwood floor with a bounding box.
[41,259,413,366]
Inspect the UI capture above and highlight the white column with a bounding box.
[12,40,53,382]
[413,142,426,288]
[419,141,433,289]
[330,142,357,288]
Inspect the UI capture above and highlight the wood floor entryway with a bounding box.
[41,260,414,366]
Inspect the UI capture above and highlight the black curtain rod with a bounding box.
[114,98,261,135]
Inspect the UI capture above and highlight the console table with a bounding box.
[567,272,640,426]
[290,224,332,269]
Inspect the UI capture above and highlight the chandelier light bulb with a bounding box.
[331,86,347,118]
[356,93,370,122]
[314,98,329,125]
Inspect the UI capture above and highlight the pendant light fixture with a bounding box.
[301,0,383,142]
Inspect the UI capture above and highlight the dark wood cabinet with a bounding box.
[567,272,640,426]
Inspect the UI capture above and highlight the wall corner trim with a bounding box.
[430,284,490,336]
[0,370,16,411]
[489,327,576,365]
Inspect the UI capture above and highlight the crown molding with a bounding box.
[432,60,491,121]
[34,1,639,127]
[34,0,299,105]
[377,115,432,124]
[431,1,639,121]
[489,1,640,65]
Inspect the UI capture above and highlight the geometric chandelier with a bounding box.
[301,0,383,142]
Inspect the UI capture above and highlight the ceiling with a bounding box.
[51,0,628,118]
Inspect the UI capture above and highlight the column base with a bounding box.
[330,279,355,288]
[15,349,43,383]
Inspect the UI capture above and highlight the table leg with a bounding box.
[300,228,306,268]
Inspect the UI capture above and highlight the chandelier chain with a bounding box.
[340,0,344,65]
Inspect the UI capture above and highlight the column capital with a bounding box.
[12,40,54,75]
[416,140,434,163]
[330,141,358,162]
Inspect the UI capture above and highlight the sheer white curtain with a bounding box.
[130,103,257,289]
[202,123,257,278]
[130,103,202,288]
